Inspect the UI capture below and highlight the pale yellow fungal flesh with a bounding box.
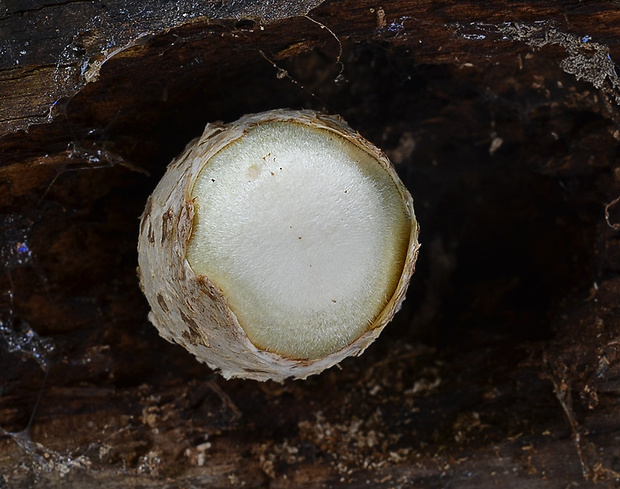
[186,121,410,360]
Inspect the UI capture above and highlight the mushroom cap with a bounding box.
[138,109,420,381]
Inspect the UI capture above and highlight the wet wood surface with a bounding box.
[3,0,620,487]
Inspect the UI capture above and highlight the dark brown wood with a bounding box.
[3,0,620,487]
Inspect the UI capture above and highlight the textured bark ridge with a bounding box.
[4,0,620,487]
[138,109,419,381]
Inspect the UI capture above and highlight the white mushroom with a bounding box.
[138,109,420,381]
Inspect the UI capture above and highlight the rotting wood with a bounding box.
[3,0,620,487]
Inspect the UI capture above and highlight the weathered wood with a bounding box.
[3,0,620,487]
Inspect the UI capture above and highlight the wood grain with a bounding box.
[2,0,620,487]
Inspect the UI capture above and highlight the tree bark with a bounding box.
[3,0,620,487]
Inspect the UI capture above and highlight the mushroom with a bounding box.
[138,109,420,381]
